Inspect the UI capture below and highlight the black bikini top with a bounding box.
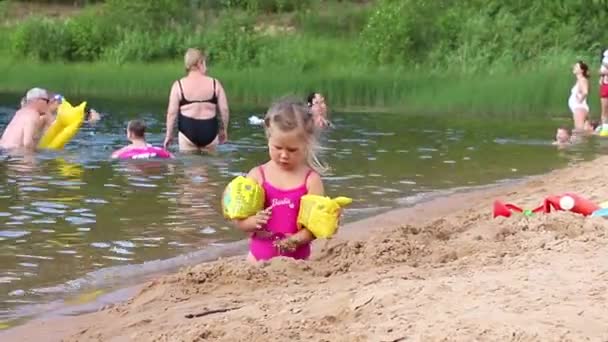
[177,79,218,107]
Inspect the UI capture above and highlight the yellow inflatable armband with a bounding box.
[297,195,353,238]
[222,176,265,219]
[39,99,87,150]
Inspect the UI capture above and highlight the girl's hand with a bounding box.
[253,207,272,230]
[274,235,301,253]
[233,207,272,234]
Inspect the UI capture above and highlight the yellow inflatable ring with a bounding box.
[39,99,87,150]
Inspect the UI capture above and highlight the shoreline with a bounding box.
[5,155,608,340]
[0,175,529,330]
[0,163,565,341]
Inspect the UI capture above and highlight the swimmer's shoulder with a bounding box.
[246,164,267,185]
[305,168,324,194]
[19,107,38,118]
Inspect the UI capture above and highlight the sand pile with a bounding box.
[57,208,608,342]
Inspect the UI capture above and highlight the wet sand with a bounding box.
[4,155,608,341]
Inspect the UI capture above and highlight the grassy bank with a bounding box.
[0,0,606,116]
[0,58,599,117]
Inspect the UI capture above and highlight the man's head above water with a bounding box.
[23,87,50,114]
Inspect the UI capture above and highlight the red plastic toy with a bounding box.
[541,193,599,216]
[493,200,544,218]
[493,193,599,218]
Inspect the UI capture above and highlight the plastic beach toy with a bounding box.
[222,176,265,219]
[39,99,87,150]
[493,200,544,218]
[541,193,599,216]
[493,193,599,218]
[297,195,352,238]
[591,208,608,218]
[116,146,172,160]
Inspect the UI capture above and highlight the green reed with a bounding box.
[0,57,600,118]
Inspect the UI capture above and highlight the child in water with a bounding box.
[553,126,572,145]
[234,97,327,262]
[111,120,173,159]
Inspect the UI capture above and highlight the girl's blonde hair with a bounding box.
[264,96,328,175]
[184,48,205,72]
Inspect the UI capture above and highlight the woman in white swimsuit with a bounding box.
[568,60,590,131]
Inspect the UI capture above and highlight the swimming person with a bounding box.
[164,48,230,152]
[112,120,173,160]
[0,88,51,152]
[568,61,590,131]
[40,94,101,129]
[233,97,327,262]
[306,92,330,128]
[39,93,63,133]
[553,126,572,146]
[583,119,601,135]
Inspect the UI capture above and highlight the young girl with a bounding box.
[234,97,327,262]
[111,120,173,160]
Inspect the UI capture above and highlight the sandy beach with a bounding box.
[4,155,608,341]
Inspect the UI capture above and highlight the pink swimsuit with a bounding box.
[116,145,172,160]
[249,166,313,261]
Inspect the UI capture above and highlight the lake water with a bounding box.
[0,97,603,327]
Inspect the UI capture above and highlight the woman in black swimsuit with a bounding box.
[164,48,230,152]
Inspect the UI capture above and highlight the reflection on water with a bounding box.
[0,100,604,326]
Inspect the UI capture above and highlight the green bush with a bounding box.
[359,0,449,65]
[63,11,119,61]
[218,0,310,13]
[10,17,64,61]
[359,0,608,71]
[200,13,262,68]
[102,29,190,64]
[103,0,193,31]
[9,11,118,62]
[295,2,370,37]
